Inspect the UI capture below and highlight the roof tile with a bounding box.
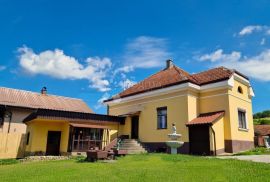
[186,111,225,126]
[110,65,237,100]
[0,87,92,113]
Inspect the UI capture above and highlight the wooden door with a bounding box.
[131,116,139,139]
[46,131,61,155]
[189,125,210,155]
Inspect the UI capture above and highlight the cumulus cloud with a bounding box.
[0,65,6,71]
[95,93,110,109]
[18,46,111,92]
[199,49,270,81]
[115,36,171,75]
[199,49,241,62]
[119,79,136,90]
[239,25,270,36]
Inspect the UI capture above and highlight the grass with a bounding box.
[0,154,269,182]
[235,147,270,155]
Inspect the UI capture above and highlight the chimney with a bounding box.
[166,59,173,69]
[41,87,47,95]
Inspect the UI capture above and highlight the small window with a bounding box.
[238,109,247,129]
[26,132,30,145]
[237,86,243,94]
[157,107,167,129]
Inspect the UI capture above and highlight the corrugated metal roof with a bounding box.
[0,87,92,113]
[23,109,124,124]
[186,111,225,126]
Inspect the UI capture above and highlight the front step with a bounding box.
[119,139,147,154]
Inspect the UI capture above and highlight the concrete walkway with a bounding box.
[217,155,270,163]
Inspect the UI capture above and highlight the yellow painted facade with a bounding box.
[25,119,70,154]
[25,119,119,155]
[107,76,254,154]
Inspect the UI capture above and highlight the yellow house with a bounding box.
[0,87,122,158]
[104,60,255,155]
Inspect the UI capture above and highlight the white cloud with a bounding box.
[113,65,134,76]
[94,93,110,109]
[199,49,241,62]
[199,49,270,81]
[119,79,136,90]
[260,38,266,45]
[118,36,171,73]
[18,46,111,92]
[0,65,6,71]
[238,25,270,36]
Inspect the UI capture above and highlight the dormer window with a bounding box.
[237,86,243,94]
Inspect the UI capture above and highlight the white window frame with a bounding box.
[238,108,248,131]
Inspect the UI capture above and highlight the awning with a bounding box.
[186,111,225,126]
[69,122,108,129]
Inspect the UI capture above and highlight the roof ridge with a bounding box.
[173,65,189,80]
[0,86,83,101]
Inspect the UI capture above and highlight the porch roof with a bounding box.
[69,122,108,129]
[186,111,225,126]
[23,108,125,124]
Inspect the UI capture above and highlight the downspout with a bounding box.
[210,125,216,156]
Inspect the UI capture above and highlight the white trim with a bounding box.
[105,72,254,105]
[109,94,197,111]
[106,83,199,105]
[106,80,233,105]
[237,108,248,130]
[233,73,250,85]
[200,77,234,93]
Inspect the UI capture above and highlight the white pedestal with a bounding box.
[171,148,177,154]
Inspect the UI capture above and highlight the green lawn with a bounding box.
[0,154,270,182]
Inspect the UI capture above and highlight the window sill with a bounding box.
[157,128,167,130]
[238,128,249,132]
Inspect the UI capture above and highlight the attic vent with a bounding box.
[166,59,173,69]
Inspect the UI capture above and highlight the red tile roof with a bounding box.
[0,87,92,113]
[186,111,225,126]
[254,125,270,136]
[106,65,247,101]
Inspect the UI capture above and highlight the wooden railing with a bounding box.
[71,136,109,152]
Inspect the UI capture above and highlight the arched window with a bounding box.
[238,86,243,94]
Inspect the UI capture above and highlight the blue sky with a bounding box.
[0,0,270,114]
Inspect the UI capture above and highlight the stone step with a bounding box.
[119,139,148,154]
[120,143,141,147]
[119,147,145,150]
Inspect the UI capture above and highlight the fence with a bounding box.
[0,133,26,159]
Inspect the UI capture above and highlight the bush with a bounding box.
[235,147,270,155]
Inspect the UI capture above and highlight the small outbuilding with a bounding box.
[254,125,270,147]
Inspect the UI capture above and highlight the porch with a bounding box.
[23,109,124,156]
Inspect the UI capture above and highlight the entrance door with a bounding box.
[189,125,210,155]
[131,116,139,139]
[46,131,61,155]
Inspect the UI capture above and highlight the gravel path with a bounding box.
[217,155,270,163]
